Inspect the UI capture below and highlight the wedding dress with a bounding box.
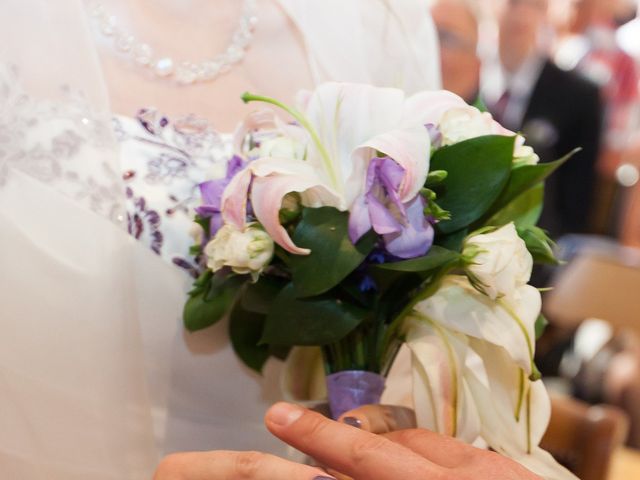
[0,1,440,478]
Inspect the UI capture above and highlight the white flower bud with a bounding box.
[259,136,306,160]
[463,223,533,300]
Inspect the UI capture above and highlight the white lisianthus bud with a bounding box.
[463,223,533,300]
[205,223,274,281]
[513,143,540,165]
[259,136,306,160]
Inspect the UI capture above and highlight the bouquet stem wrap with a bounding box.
[326,370,386,419]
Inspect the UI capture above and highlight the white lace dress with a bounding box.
[114,110,292,454]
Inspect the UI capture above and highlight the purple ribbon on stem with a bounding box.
[326,370,386,420]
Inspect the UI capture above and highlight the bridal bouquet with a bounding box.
[184,83,575,478]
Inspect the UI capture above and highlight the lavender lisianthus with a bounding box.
[348,157,433,259]
[195,155,246,237]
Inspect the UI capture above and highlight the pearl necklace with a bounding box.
[87,1,258,85]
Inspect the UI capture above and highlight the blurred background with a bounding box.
[427,0,640,478]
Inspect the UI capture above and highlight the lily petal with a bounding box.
[402,90,468,126]
[464,341,577,480]
[301,83,406,195]
[220,167,253,230]
[405,316,481,442]
[413,276,540,374]
[222,158,343,255]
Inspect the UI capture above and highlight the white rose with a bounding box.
[439,106,498,146]
[259,136,306,160]
[463,223,533,300]
[205,223,274,280]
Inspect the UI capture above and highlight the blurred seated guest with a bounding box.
[564,320,640,448]
[431,0,482,103]
[483,0,603,240]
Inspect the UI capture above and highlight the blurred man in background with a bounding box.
[431,0,481,103]
[483,0,603,239]
[556,0,640,236]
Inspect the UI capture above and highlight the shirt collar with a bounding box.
[503,52,546,100]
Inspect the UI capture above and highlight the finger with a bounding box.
[382,428,480,468]
[153,450,333,480]
[264,402,441,480]
[337,405,416,434]
[325,467,353,480]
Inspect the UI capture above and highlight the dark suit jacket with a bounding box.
[502,60,604,238]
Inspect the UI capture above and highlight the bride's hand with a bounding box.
[153,402,541,479]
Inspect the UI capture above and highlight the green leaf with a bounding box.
[194,214,211,239]
[376,246,460,272]
[535,313,549,340]
[431,135,514,234]
[487,183,544,228]
[261,284,368,346]
[229,300,270,373]
[183,274,244,332]
[435,228,468,252]
[472,96,488,113]
[240,276,286,315]
[517,225,559,265]
[187,269,213,296]
[290,207,376,297]
[486,149,578,218]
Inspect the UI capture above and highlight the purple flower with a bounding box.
[349,157,433,259]
[195,155,246,237]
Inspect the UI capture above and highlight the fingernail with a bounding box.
[342,416,362,429]
[268,402,303,427]
[313,476,336,480]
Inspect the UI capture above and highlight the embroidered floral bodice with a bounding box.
[114,110,233,277]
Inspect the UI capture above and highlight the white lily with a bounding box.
[404,275,577,480]
[222,83,467,255]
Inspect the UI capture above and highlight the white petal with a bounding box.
[464,342,576,479]
[405,317,481,442]
[281,346,327,402]
[401,89,468,126]
[413,276,540,374]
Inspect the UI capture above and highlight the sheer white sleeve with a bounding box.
[0,1,159,478]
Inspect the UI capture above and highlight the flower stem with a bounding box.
[241,92,340,188]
